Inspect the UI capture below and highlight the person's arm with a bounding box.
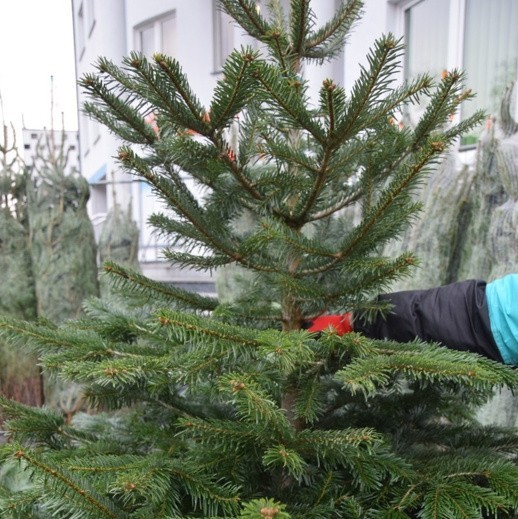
[307,279,505,364]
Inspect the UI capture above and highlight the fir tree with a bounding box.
[98,199,140,299]
[27,126,99,325]
[25,125,99,416]
[0,123,41,407]
[1,1,518,518]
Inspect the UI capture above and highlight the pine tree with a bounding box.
[1,1,518,517]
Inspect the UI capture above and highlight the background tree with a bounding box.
[0,123,41,407]
[386,84,518,429]
[0,1,518,518]
[27,126,99,323]
[26,126,99,414]
[98,194,140,298]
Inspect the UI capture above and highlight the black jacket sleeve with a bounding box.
[353,279,503,363]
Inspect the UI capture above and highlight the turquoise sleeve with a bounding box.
[486,274,518,365]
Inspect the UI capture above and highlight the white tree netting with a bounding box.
[0,126,42,406]
[98,201,140,297]
[385,84,518,427]
[26,131,99,416]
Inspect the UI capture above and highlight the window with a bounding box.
[402,0,450,126]
[161,15,175,57]
[213,0,234,72]
[138,23,155,57]
[135,11,176,58]
[462,0,518,138]
[404,0,449,80]
[86,0,95,36]
[401,0,518,145]
[77,2,86,58]
[89,165,108,216]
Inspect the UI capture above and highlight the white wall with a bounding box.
[73,0,132,224]
[341,0,400,93]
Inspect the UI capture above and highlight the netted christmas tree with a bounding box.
[26,126,99,414]
[27,127,99,324]
[0,123,42,407]
[98,198,140,298]
[1,1,518,517]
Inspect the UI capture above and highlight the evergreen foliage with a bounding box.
[1,1,518,517]
[98,202,140,298]
[0,124,36,322]
[26,127,99,414]
[0,124,41,406]
[27,128,99,324]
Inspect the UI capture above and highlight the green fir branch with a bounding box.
[412,69,476,148]
[0,395,66,447]
[80,72,157,145]
[162,249,236,270]
[337,343,518,397]
[103,261,218,312]
[155,308,261,348]
[4,445,129,519]
[118,146,244,263]
[151,53,207,131]
[336,139,445,261]
[290,0,311,56]
[293,374,326,423]
[304,0,363,59]
[167,458,242,516]
[218,372,294,438]
[336,35,404,140]
[0,315,108,359]
[252,61,326,143]
[210,48,258,129]
[220,0,272,42]
[152,135,223,187]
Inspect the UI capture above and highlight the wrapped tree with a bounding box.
[27,128,99,324]
[1,1,518,518]
[0,124,41,406]
[26,127,99,414]
[98,200,140,298]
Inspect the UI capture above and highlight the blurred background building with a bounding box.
[22,128,80,176]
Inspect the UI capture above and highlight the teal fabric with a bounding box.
[486,274,518,365]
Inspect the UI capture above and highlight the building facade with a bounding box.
[22,128,80,176]
[71,0,518,282]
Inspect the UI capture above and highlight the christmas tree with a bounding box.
[1,1,518,517]
[0,123,41,407]
[25,126,99,417]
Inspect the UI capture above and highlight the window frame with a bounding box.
[86,0,96,37]
[134,10,176,58]
[77,2,86,60]
[393,0,465,79]
[393,0,489,147]
[396,0,518,147]
[212,0,234,73]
